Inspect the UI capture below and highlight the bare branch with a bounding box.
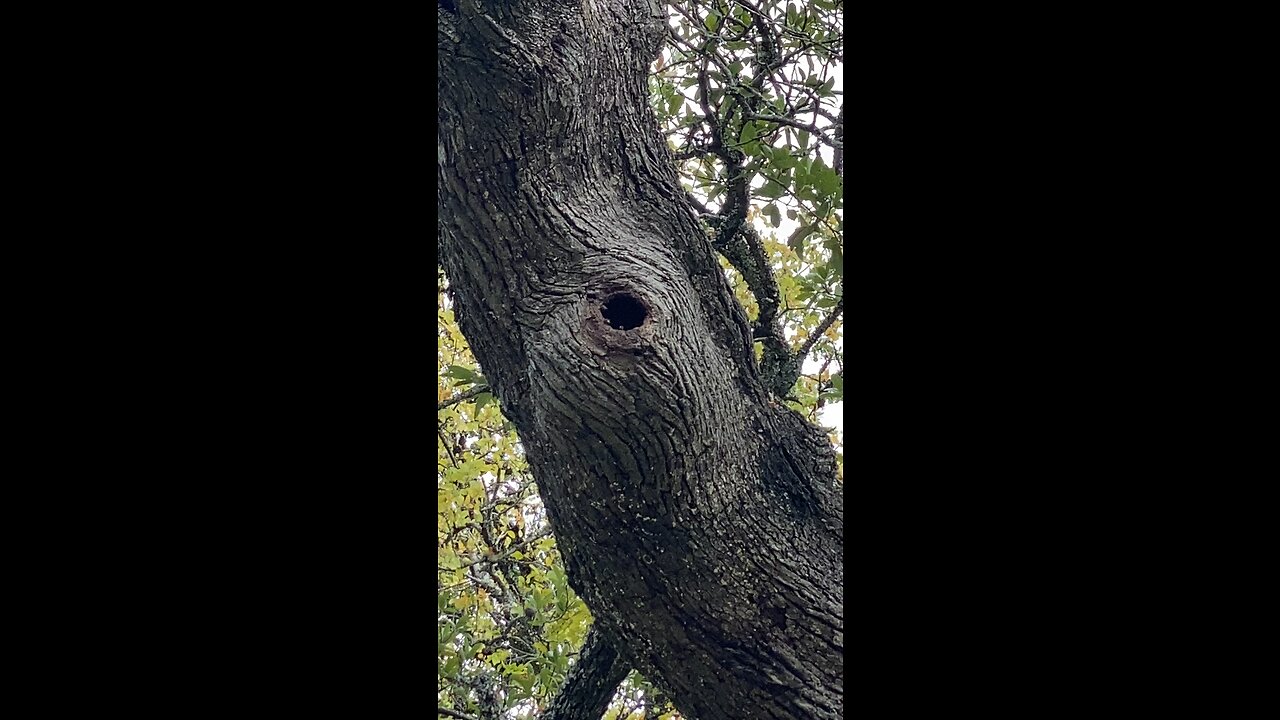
[795,296,844,366]
[674,145,713,161]
[743,113,843,149]
[832,104,844,177]
[451,526,553,571]
[437,385,491,411]
[437,425,460,468]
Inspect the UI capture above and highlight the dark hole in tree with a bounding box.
[601,294,647,330]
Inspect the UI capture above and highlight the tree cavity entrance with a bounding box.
[600,293,648,331]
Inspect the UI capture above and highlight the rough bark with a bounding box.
[438,2,844,718]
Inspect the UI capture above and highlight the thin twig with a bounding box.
[451,527,553,571]
[743,113,842,149]
[795,296,844,364]
[438,425,460,468]
[832,103,844,177]
[438,385,490,411]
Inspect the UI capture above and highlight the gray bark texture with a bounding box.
[438,2,844,718]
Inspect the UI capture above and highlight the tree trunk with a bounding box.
[437,2,843,718]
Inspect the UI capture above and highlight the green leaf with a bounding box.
[445,365,479,384]
[515,670,535,694]
[758,180,788,200]
[762,203,781,228]
[474,392,494,412]
[770,149,796,170]
[786,222,819,251]
[827,246,843,277]
[811,164,841,197]
[793,160,810,190]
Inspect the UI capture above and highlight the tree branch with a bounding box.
[761,295,843,399]
[543,625,630,720]
[794,296,844,371]
[438,708,476,720]
[437,424,460,468]
[438,385,491,411]
[451,527,553,571]
[672,0,800,398]
[742,113,843,149]
[832,103,844,177]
